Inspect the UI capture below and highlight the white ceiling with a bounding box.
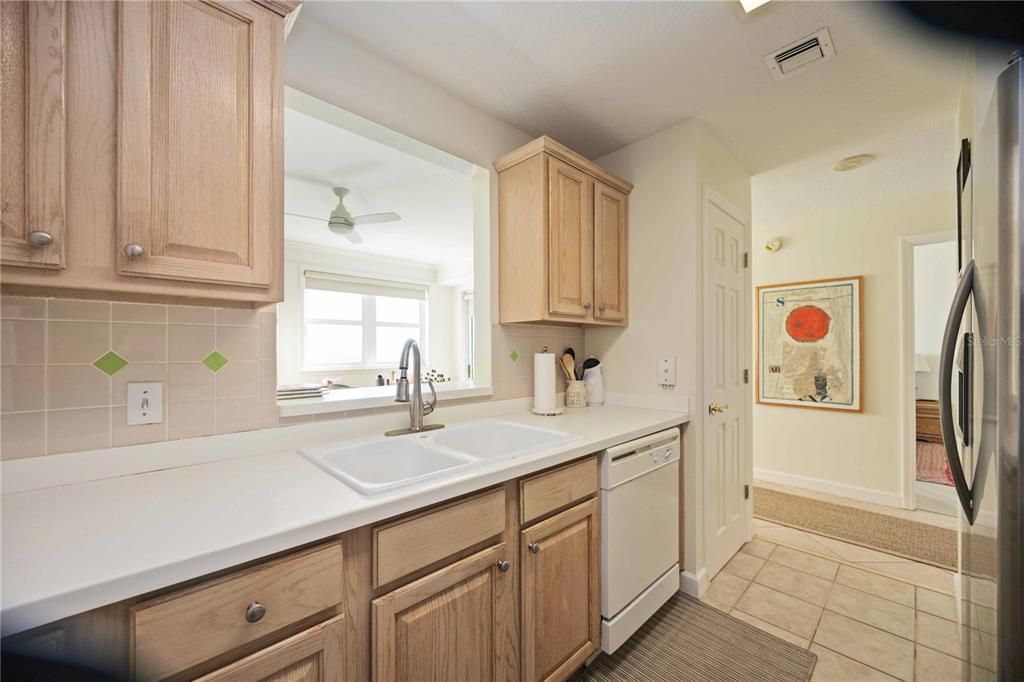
[753,115,955,214]
[284,107,475,269]
[296,1,967,174]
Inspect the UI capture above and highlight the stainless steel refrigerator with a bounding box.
[940,51,1022,680]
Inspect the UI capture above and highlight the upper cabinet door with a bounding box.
[547,157,593,318]
[1,1,66,269]
[593,181,627,323]
[117,0,280,287]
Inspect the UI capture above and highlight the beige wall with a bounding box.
[752,186,954,503]
[585,119,750,580]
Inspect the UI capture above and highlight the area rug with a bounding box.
[753,486,956,570]
[916,440,954,486]
[575,593,816,682]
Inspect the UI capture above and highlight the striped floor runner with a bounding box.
[575,593,816,681]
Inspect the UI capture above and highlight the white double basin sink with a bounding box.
[300,420,577,495]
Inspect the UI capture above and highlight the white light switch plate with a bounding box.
[126,382,163,425]
[658,356,677,387]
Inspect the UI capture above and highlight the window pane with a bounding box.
[304,324,362,366]
[375,296,420,324]
[304,289,362,321]
[376,327,420,365]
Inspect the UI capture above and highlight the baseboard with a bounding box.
[754,468,906,509]
[679,567,707,598]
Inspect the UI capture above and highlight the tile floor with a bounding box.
[702,519,995,682]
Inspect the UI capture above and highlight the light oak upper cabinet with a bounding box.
[372,544,515,682]
[495,136,631,327]
[592,182,627,323]
[520,498,600,682]
[0,1,66,270]
[117,0,279,288]
[0,0,296,307]
[547,158,593,318]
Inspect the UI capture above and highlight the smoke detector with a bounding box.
[764,28,836,81]
[833,154,876,172]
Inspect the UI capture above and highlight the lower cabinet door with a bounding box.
[195,615,345,682]
[521,498,600,682]
[372,543,515,682]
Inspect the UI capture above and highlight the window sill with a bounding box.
[277,381,493,417]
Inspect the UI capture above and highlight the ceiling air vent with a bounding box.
[764,28,835,81]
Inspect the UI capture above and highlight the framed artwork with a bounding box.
[756,276,863,412]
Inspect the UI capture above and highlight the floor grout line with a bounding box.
[753,532,956,596]
[721,532,964,679]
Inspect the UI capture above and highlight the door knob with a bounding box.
[27,231,53,247]
[528,542,540,554]
[123,243,144,258]
[496,560,511,572]
[708,402,729,416]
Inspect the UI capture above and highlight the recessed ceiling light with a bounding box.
[740,0,771,13]
[833,154,876,172]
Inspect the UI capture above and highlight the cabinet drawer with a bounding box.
[520,456,598,525]
[130,542,343,681]
[374,488,506,588]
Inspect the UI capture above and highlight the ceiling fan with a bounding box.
[284,187,401,244]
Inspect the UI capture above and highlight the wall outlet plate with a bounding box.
[126,382,163,425]
[658,356,677,387]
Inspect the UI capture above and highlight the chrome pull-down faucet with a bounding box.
[385,339,444,437]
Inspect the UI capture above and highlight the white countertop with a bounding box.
[1,398,688,636]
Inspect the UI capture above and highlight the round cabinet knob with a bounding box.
[123,243,144,259]
[496,560,511,573]
[598,304,606,313]
[244,602,267,623]
[27,231,53,247]
[583,303,592,310]
[528,543,541,554]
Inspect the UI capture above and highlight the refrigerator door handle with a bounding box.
[939,258,976,524]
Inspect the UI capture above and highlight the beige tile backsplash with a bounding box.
[1,293,584,457]
[0,295,278,460]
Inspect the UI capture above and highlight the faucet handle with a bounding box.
[422,379,437,416]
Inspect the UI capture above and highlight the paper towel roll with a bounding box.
[532,353,562,415]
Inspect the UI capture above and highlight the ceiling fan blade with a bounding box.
[344,229,364,245]
[353,212,401,226]
[284,211,325,223]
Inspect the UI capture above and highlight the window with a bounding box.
[303,271,426,369]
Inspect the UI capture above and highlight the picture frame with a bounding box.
[756,276,863,412]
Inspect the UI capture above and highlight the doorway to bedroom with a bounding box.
[909,237,959,517]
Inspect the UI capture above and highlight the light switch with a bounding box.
[658,356,677,388]
[127,382,163,425]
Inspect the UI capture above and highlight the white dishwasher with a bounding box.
[600,428,680,653]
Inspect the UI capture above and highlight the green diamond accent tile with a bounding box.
[509,350,519,363]
[93,351,128,376]
[202,351,229,373]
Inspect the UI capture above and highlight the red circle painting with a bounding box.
[786,305,831,342]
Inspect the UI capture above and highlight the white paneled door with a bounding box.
[703,187,752,579]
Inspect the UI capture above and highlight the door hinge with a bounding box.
[744,484,750,500]
[743,368,749,384]
[743,251,749,268]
